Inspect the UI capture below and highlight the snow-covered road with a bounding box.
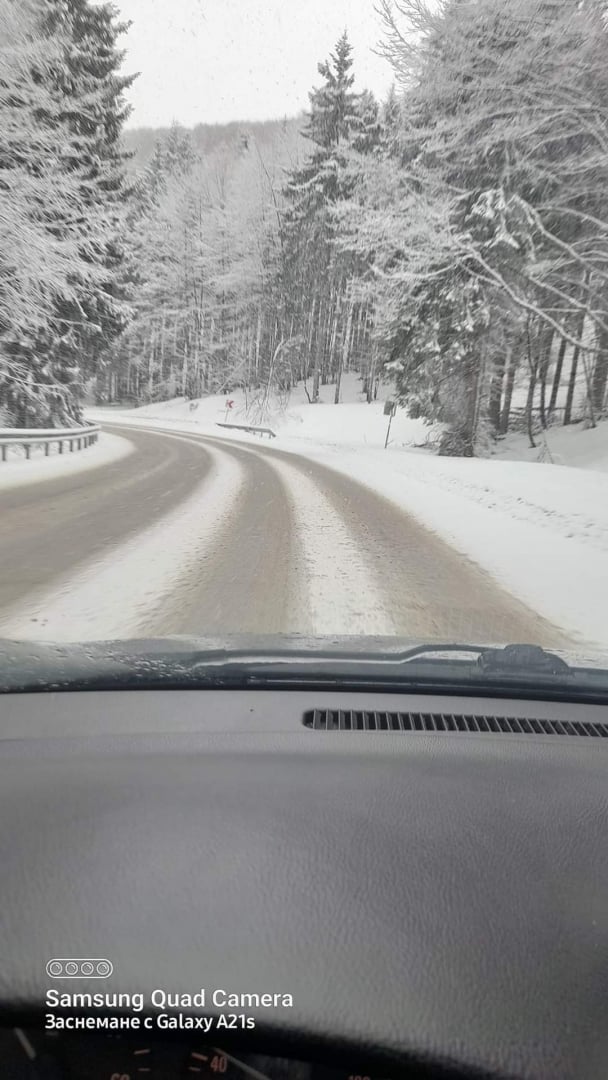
[0,423,573,647]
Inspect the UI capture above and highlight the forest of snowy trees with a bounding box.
[0,0,134,428]
[2,0,608,455]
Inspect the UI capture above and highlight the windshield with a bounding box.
[1,0,607,683]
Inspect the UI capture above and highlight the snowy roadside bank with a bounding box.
[88,396,608,651]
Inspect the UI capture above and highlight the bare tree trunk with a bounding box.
[538,327,554,429]
[305,295,317,383]
[159,309,167,386]
[591,326,608,415]
[261,339,283,416]
[312,299,324,403]
[564,272,590,425]
[488,348,507,433]
[499,346,517,434]
[148,329,155,399]
[352,304,365,372]
[465,351,483,455]
[564,343,580,425]
[254,309,262,385]
[366,346,378,404]
[335,301,353,405]
[472,338,490,445]
[327,293,340,386]
[525,318,537,449]
[194,346,201,399]
[181,341,188,397]
[525,376,536,447]
[320,298,334,386]
[172,318,178,385]
[548,335,567,415]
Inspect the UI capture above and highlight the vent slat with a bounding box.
[302,710,608,737]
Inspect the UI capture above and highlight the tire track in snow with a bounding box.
[265,455,397,637]
[209,436,571,647]
[145,434,305,637]
[285,452,573,648]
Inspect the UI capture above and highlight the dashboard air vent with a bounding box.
[303,709,608,737]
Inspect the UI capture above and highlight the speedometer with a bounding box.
[183,1048,240,1078]
[311,1067,390,1080]
[1,1032,395,1080]
[181,1048,312,1080]
[182,1047,296,1080]
[60,1034,172,1079]
[3,1029,181,1080]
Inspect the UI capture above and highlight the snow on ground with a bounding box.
[87,373,437,452]
[495,420,608,473]
[88,375,608,650]
[0,431,133,492]
[291,444,608,650]
[0,434,244,642]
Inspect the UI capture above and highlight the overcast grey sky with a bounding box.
[110,0,394,129]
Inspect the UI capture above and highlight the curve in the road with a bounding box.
[0,421,573,648]
[143,435,303,637]
[192,431,572,649]
[0,427,213,616]
[266,448,571,648]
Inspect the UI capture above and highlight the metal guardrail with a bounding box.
[0,424,100,462]
[216,422,276,438]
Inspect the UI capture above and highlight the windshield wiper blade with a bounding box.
[0,636,601,704]
[477,643,572,676]
[389,642,573,676]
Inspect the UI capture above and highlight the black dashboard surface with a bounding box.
[1,689,608,1080]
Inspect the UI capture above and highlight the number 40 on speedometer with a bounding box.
[210,1053,228,1072]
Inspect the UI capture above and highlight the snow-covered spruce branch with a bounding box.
[537,206,608,236]
[464,252,601,355]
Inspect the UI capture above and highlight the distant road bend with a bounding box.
[0,422,571,647]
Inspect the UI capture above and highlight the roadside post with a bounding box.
[384,400,397,449]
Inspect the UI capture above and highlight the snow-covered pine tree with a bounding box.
[370,0,608,452]
[38,0,137,416]
[306,31,360,151]
[351,89,383,155]
[1,1,90,424]
[380,84,401,156]
[112,125,285,407]
[280,32,380,402]
[106,127,199,403]
[0,0,136,426]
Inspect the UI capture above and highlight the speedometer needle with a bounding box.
[14,1029,37,1061]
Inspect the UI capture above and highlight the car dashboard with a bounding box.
[3,1033,385,1080]
[1,686,608,1080]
